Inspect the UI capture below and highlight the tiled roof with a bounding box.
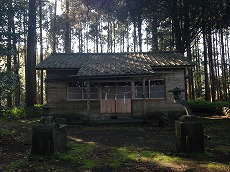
[36,52,193,77]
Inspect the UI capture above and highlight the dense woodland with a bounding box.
[0,0,229,107]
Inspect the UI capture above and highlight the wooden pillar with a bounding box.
[142,78,147,121]
[184,68,188,101]
[87,81,90,121]
[131,82,134,117]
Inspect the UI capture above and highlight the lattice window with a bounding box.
[134,79,165,99]
[67,82,98,100]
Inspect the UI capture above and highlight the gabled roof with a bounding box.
[36,52,194,77]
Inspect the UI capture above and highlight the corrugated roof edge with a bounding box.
[46,51,181,55]
[36,51,195,70]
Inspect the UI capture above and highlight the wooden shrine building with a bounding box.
[36,52,194,121]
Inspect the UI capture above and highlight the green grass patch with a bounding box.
[215,146,230,153]
[19,118,40,124]
[200,162,230,170]
[190,152,214,159]
[15,161,66,172]
[0,128,13,137]
[81,159,98,170]
[54,141,98,170]
[6,159,27,171]
[152,153,180,162]
[107,147,130,168]
[114,146,181,164]
[55,143,183,170]
[29,162,66,172]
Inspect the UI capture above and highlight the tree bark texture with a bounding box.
[26,0,37,107]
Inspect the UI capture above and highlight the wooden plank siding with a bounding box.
[116,99,131,113]
[100,99,116,113]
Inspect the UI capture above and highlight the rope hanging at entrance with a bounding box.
[104,93,126,103]
[90,81,142,103]
[90,81,142,96]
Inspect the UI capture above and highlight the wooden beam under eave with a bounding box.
[87,80,90,121]
[142,77,147,121]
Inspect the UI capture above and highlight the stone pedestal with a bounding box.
[175,115,204,153]
[32,123,67,155]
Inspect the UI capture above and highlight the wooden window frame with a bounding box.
[67,81,99,101]
[134,79,166,100]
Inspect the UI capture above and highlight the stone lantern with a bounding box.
[42,104,52,116]
[32,116,67,156]
[169,87,204,154]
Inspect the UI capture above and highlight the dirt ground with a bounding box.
[0,116,230,172]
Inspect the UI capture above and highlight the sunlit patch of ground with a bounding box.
[0,116,229,171]
[204,115,230,119]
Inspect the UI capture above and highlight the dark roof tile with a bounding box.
[36,52,193,76]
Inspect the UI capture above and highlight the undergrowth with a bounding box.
[0,105,43,120]
[188,100,230,115]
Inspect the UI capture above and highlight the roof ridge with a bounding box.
[50,51,181,56]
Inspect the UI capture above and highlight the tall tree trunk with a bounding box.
[184,3,194,100]
[39,0,44,104]
[133,20,137,52]
[52,0,57,53]
[95,15,99,53]
[152,16,158,51]
[202,7,210,101]
[215,31,223,101]
[110,21,113,52]
[65,0,71,53]
[79,28,83,53]
[26,0,37,107]
[107,20,111,53]
[7,0,13,107]
[12,10,20,106]
[187,46,194,100]
[122,27,125,52]
[203,33,210,101]
[126,22,129,52]
[207,27,215,101]
[137,15,142,52]
[212,31,219,100]
[220,28,227,100]
[194,38,202,98]
[86,23,89,53]
[170,18,174,50]
[171,0,183,53]
[225,30,230,100]
[113,21,116,53]
[99,21,103,53]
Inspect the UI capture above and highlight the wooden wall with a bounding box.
[132,68,186,116]
[45,68,186,120]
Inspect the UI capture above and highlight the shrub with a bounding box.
[1,105,43,120]
[187,100,230,114]
[2,107,26,119]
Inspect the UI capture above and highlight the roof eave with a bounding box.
[68,73,155,79]
[151,65,194,69]
[36,67,80,70]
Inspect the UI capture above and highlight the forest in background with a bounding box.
[0,0,229,107]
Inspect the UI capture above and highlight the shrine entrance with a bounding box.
[100,82,132,114]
